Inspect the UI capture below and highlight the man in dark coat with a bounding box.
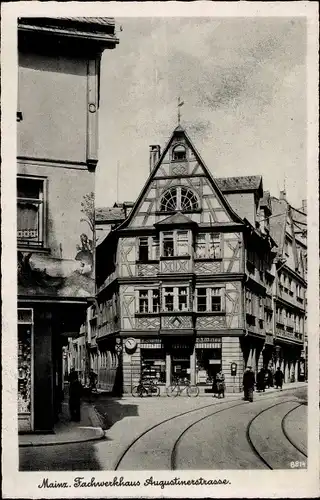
[274,367,284,390]
[256,368,265,392]
[243,366,255,402]
[69,370,82,421]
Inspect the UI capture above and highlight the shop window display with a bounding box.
[141,349,166,383]
[196,347,222,385]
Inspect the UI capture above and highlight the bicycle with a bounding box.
[132,378,160,397]
[166,377,199,397]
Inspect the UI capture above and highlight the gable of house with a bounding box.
[121,126,243,230]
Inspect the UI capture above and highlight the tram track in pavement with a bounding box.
[281,403,308,458]
[246,401,307,470]
[114,390,306,470]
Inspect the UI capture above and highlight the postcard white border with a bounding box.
[1,2,319,499]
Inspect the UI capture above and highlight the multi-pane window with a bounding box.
[139,290,149,313]
[137,289,160,313]
[196,287,223,313]
[152,290,160,312]
[163,287,174,311]
[196,288,207,312]
[163,232,174,257]
[138,236,159,262]
[163,286,189,312]
[172,145,187,161]
[161,230,190,257]
[195,233,221,259]
[160,187,199,212]
[17,177,44,247]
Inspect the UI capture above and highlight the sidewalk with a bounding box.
[19,392,104,447]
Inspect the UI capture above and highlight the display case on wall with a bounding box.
[18,308,33,432]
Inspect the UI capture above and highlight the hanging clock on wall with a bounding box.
[124,337,138,354]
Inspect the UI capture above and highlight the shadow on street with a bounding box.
[92,395,139,430]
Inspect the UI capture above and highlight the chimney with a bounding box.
[302,199,307,214]
[149,145,161,172]
[279,190,286,200]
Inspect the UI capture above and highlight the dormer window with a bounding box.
[172,144,186,161]
[161,230,190,257]
[160,187,199,212]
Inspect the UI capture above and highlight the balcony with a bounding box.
[275,323,303,343]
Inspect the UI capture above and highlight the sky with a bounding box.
[96,17,306,210]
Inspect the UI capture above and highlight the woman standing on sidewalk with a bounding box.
[216,370,226,398]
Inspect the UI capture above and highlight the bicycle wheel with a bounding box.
[132,385,148,397]
[153,385,160,397]
[166,385,179,397]
[132,385,142,397]
[187,385,199,397]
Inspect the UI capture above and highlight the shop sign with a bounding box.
[172,344,190,350]
[209,359,220,365]
[140,339,163,349]
[196,337,222,349]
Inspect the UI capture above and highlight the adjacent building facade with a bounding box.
[269,194,307,383]
[17,17,119,432]
[91,125,306,395]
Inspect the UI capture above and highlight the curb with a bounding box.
[19,430,105,448]
[19,402,105,448]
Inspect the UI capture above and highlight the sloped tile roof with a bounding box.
[59,18,115,27]
[95,206,125,223]
[216,176,262,193]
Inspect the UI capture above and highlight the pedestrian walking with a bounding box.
[274,366,284,390]
[265,368,273,388]
[243,366,255,402]
[69,370,82,422]
[216,370,226,398]
[256,368,265,392]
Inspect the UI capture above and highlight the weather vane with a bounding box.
[177,97,184,125]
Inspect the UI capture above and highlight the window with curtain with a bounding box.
[17,177,44,247]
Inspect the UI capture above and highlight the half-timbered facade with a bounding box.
[95,125,280,394]
[269,193,307,383]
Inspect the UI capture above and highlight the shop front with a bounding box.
[195,337,222,387]
[132,336,223,393]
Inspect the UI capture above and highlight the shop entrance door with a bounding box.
[170,341,192,382]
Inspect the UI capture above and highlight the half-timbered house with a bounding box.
[95,125,280,394]
[269,193,307,382]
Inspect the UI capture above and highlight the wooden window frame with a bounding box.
[136,288,160,314]
[160,230,191,258]
[162,285,190,312]
[196,286,225,313]
[195,232,221,260]
[137,236,159,263]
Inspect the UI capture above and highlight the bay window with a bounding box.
[163,286,190,312]
[196,287,224,313]
[161,230,190,257]
[137,289,160,313]
[195,233,221,259]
